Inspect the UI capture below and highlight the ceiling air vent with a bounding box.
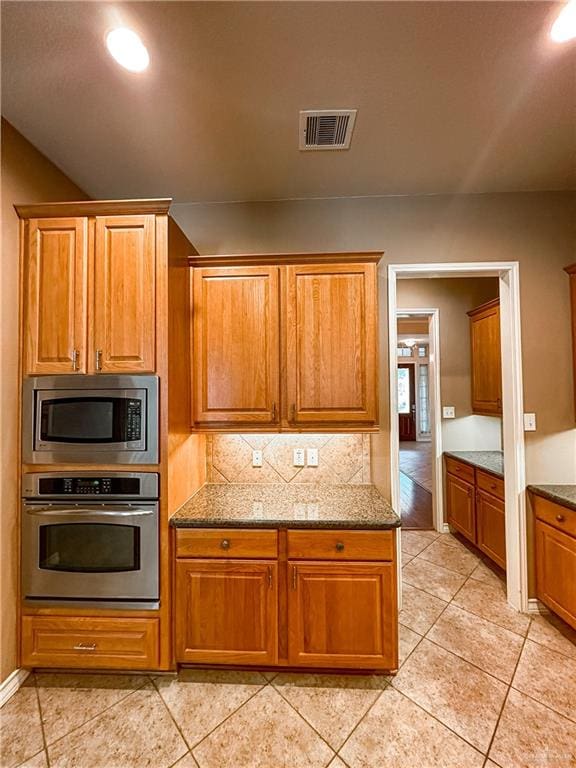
[299,109,357,151]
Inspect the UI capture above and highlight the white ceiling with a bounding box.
[2,1,575,202]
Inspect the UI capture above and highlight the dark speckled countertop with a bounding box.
[528,485,576,512]
[170,483,400,529]
[444,451,504,478]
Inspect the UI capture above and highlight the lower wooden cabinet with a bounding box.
[288,561,397,669]
[21,616,159,669]
[445,473,476,540]
[174,560,278,665]
[476,489,506,569]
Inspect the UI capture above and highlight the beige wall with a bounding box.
[0,119,87,684]
[397,277,502,451]
[172,192,576,490]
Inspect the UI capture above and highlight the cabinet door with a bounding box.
[24,218,88,374]
[535,520,576,631]
[288,561,397,669]
[285,264,378,426]
[193,267,280,426]
[476,490,506,570]
[175,559,278,665]
[93,215,156,373]
[446,473,476,542]
[469,301,502,415]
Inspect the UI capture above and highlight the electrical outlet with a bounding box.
[252,450,263,467]
[442,406,455,419]
[293,448,305,466]
[524,413,537,431]
[307,448,319,466]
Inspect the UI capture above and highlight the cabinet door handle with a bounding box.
[73,643,96,651]
[335,541,345,552]
[95,349,102,371]
[556,514,566,523]
[267,566,273,589]
[292,566,297,590]
[72,349,79,371]
[220,538,231,550]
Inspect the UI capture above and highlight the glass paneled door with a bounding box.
[398,364,416,441]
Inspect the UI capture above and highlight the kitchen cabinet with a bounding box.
[565,264,576,419]
[476,489,506,569]
[445,472,476,541]
[533,494,576,631]
[21,210,157,374]
[188,253,381,431]
[467,298,502,415]
[173,525,398,671]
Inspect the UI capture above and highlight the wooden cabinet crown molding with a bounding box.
[188,251,384,268]
[466,297,500,318]
[15,198,173,219]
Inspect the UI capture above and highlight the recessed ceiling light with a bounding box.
[551,0,576,42]
[106,27,149,72]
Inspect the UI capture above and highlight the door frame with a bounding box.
[396,308,442,531]
[388,262,528,613]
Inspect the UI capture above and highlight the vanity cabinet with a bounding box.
[189,253,381,432]
[468,298,502,416]
[174,526,398,671]
[21,208,157,375]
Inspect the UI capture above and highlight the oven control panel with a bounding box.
[23,472,159,500]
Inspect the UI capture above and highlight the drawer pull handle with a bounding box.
[220,539,231,550]
[335,542,345,552]
[73,643,96,651]
[556,514,566,523]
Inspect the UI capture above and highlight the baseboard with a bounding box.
[441,523,450,534]
[527,598,549,615]
[0,668,30,708]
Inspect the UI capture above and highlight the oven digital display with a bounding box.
[38,477,140,495]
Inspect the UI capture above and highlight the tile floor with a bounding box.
[2,531,576,768]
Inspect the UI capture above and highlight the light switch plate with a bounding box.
[293,448,305,467]
[307,448,319,467]
[442,406,455,419]
[252,450,263,467]
[524,413,537,431]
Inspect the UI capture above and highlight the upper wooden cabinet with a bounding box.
[565,264,576,419]
[20,205,159,375]
[467,298,502,415]
[189,253,382,431]
[192,266,280,426]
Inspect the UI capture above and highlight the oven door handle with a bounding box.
[24,507,155,517]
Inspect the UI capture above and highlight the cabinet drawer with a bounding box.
[476,470,504,500]
[445,457,475,485]
[175,528,278,559]
[287,529,394,561]
[22,616,159,669]
[533,496,576,538]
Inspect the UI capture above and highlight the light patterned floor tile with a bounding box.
[398,583,448,634]
[401,531,436,556]
[339,686,484,768]
[327,758,348,768]
[512,639,576,722]
[171,753,199,768]
[36,673,148,745]
[452,577,530,636]
[192,686,334,768]
[0,685,44,768]
[489,689,576,768]
[398,624,423,666]
[392,639,507,752]
[527,614,576,660]
[418,538,480,576]
[47,684,187,768]
[469,559,506,586]
[402,557,467,601]
[273,673,386,750]
[154,669,266,748]
[16,750,48,768]
[427,604,524,682]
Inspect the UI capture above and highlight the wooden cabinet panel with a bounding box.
[175,560,278,664]
[444,457,475,485]
[534,496,576,538]
[287,529,394,561]
[176,528,278,559]
[193,267,280,426]
[476,470,505,501]
[468,299,502,415]
[476,490,506,570]
[288,561,397,669]
[445,472,476,542]
[93,215,156,373]
[21,616,159,669]
[24,218,88,374]
[535,519,576,631]
[285,264,378,425]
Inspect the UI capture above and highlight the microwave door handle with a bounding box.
[25,507,154,517]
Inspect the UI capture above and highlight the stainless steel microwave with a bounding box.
[22,375,159,464]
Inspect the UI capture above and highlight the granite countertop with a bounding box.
[528,485,576,513]
[444,450,504,478]
[170,483,400,529]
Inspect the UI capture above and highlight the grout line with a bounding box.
[32,674,51,768]
[151,676,198,755]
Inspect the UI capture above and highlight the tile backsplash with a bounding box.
[206,434,371,485]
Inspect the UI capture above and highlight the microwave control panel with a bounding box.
[126,401,142,441]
